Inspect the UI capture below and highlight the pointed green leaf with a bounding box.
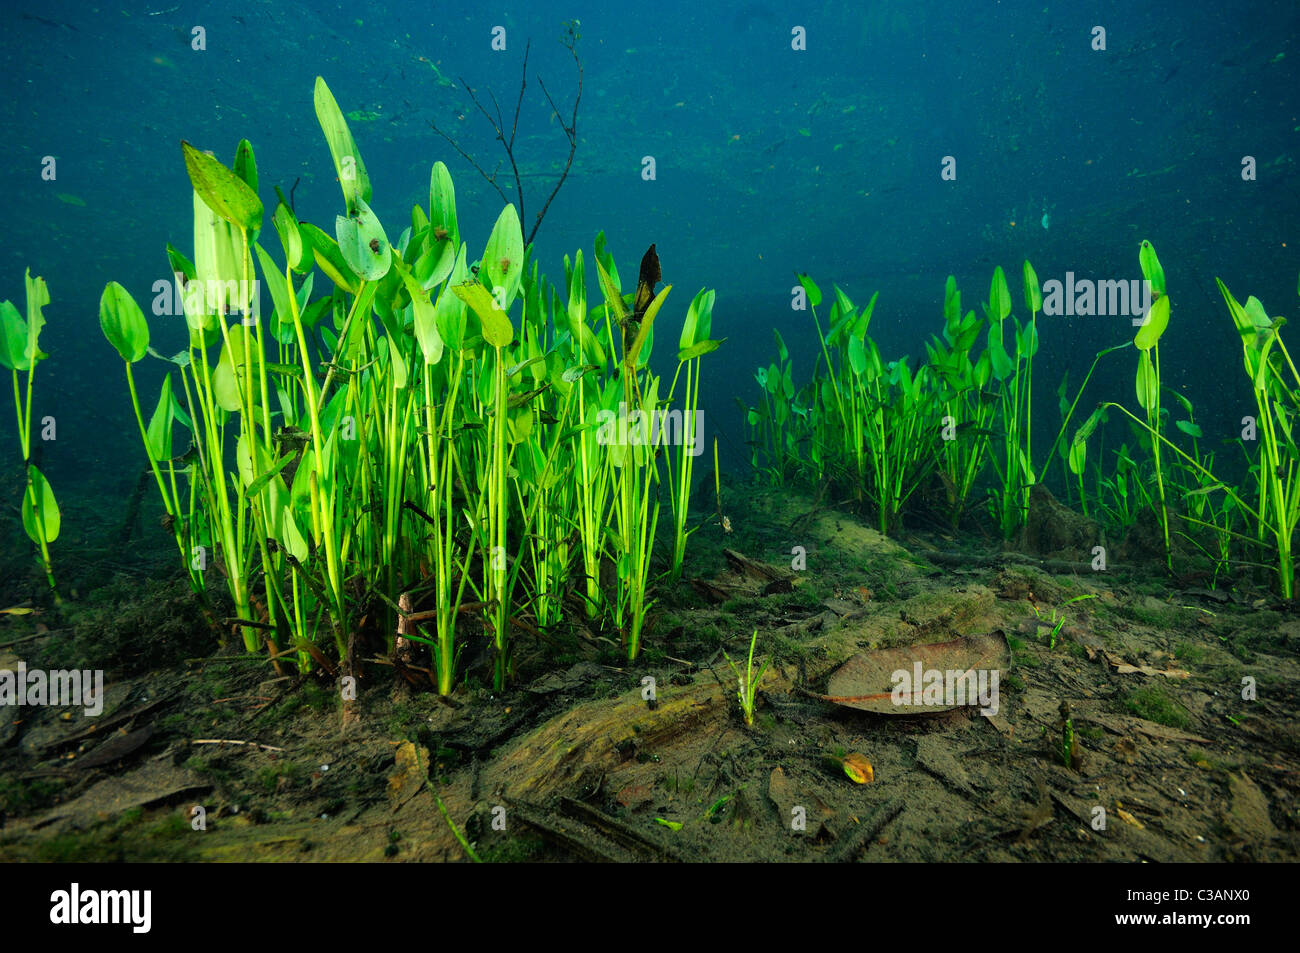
[234,138,258,193]
[482,204,525,313]
[0,300,29,371]
[1136,350,1159,411]
[300,222,359,295]
[272,201,306,271]
[181,141,263,231]
[1067,436,1086,476]
[313,76,371,208]
[399,265,443,364]
[594,256,627,322]
[1139,240,1165,296]
[428,161,459,249]
[21,464,59,544]
[679,337,724,363]
[1023,259,1041,314]
[454,280,513,347]
[796,273,822,307]
[626,285,670,368]
[1134,295,1170,350]
[989,266,1011,322]
[145,373,177,461]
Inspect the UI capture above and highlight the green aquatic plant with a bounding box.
[1131,240,1174,569]
[1,270,60,601]
[99,76,712,691]
[595,244,671,661]
[723,628,770,727]
[752,276,943,534]
[1059,700,1075,768]
[926,274,994,527]
[665,288,723,581]
[1071,247,1300,596]
[1034,593,1095,649]
[985,263,1041,538]
[1216,275,1300,597]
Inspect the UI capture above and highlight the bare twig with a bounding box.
[192,739,285,752]
[429,22,582,246]
[528,30,582,245]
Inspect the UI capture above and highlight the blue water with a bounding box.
[1,0,1297,495]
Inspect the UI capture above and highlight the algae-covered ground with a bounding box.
[1,479,1296,862]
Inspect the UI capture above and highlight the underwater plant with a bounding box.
[98,76,713,691]
[1,270,60,601]
[723,628,770,727]
[594,244,671,661]
[1132,240,1174,569]
[751,275,943,534]
[985,263,1042,539]
[665,287,723,581]
[1073,244,1300,596]
[926,274,994,527]
[1215,275,1300,597]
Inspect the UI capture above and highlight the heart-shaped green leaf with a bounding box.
[336,197,391,281]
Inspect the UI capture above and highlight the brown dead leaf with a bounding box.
[388,740,429,811]
[1102,650,1190,678]
[809,631,1010,714]
[841,752,874,784]
[1116,807,1145,829]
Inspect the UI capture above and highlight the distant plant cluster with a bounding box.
[745,245,1300,597]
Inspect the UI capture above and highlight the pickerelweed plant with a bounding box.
[99,77,720,691]
[747,267,1056,536]
[746,274,945,534]
[984,262,1044,539]
[926,275,995,528]
[1073,243,1300,597]
[1,270,60,601]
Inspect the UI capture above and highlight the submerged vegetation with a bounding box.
[95,76,721,692]
[1,271,61,602]
[746,244,1300,596]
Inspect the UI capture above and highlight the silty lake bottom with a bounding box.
[0,0,1296,862]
